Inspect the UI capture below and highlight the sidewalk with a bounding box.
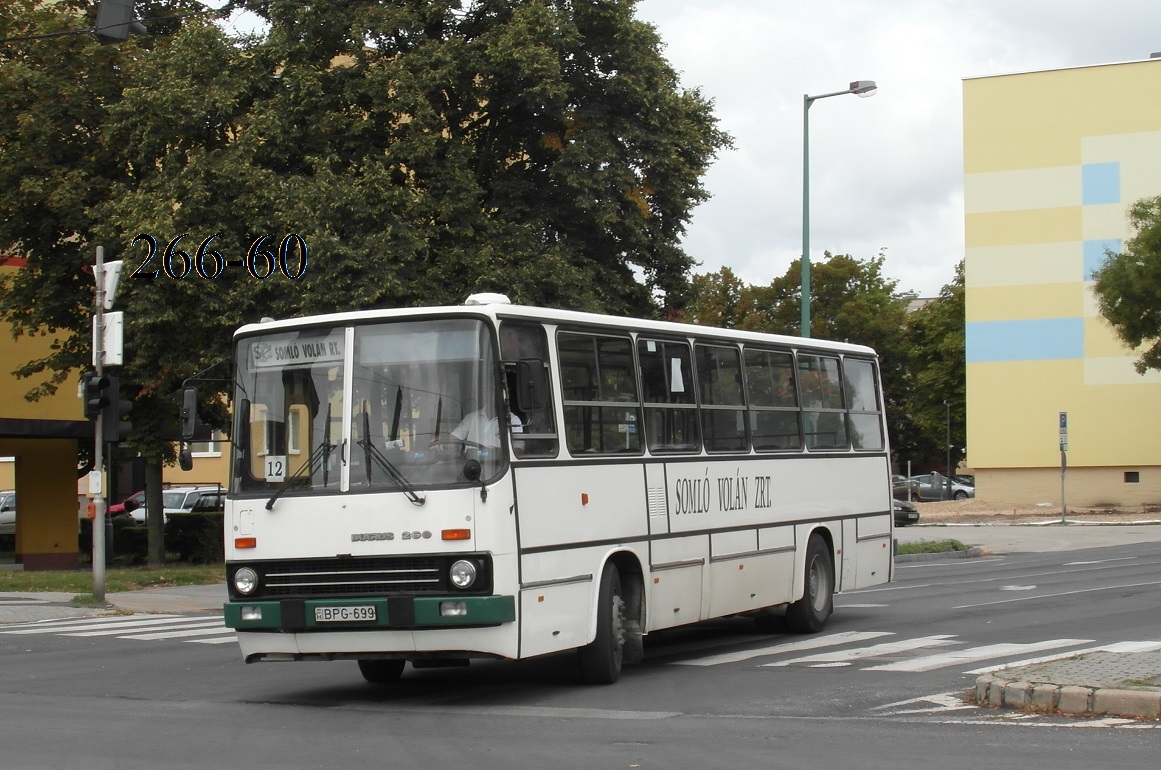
[976,649,1161,720]
[0,583,226,624]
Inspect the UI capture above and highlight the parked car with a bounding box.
[891,474,920,500]
[0,490,15,536]
[124,486,223,524]
[108,489,145,515]
[911,472,974,501]
[892,498,920,526]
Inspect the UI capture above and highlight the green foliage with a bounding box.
[903,262,965,469]
[1092,195,1161,373]
[0,0,729,463]
[683,255,966,472]
[164,512,225,564]
[895,538,969,555]
[76,512,224,564]
[0,563,224,594]
[79,517,149,564]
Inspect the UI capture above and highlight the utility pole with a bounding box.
[92,247,107,601]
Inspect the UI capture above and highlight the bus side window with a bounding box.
[743,348,802,452]
[696,343,749,453]
[557,331,642,455]
[798,354,848,450]
[843,358,884,451]
[500,322,558,457]
[638,338,699,453]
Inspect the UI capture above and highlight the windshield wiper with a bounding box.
[264,437,337,510]
[356,407,426,506]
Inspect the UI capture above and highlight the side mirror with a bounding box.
[178,442,194,471]
[513,359,547,412]
[180,386,198,441]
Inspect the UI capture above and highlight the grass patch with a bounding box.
[0,564,224,594]
[896,539,970,555]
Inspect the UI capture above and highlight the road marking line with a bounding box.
[119,626,235,641]
[189,635,239,644]
[967,640,1161,673]
[953,581,1161,609]
[1063,557,1137,566]
[66,619,224,637]
[2,615,211,634]
[864,639,1092,672]
[673,631,893,666]
[762,635,957,667]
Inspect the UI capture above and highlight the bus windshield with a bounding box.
[232,318,504,497]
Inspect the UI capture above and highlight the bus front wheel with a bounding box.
[785,535,833,634]
[578,565,626,684]
[358,659,405,683]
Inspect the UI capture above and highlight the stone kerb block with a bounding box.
[1057,685,1094,714]
[1003,681,1032,708]
[1092,689,1161,719]
[1029,684,1060,711]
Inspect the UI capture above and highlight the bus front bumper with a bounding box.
[225,595,516,632]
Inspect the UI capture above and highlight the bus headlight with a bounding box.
[449,560,477,589]
[233,567,259,595]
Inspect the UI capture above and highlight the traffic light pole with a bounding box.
[92,246,107,602]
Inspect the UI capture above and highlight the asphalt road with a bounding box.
[1,535,1158,769]
[896,521,1161,552]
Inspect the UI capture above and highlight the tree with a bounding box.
[0,0,730,563]
[1092,195,1161,373]
[684,252,921,463]
[684,267,754,329]
[902,262,965,473]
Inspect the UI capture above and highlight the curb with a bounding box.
[894,545,983,563]
[976,673,1161,719]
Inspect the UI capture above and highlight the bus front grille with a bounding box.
[252,556,447,599]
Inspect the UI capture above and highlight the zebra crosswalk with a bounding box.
[670,631,1161,674]
[0,613,235,645]
[6,615,1161,677]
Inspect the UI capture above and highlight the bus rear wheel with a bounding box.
[578,565,626,684]
[785,535,833,634]
[358,659,405,683]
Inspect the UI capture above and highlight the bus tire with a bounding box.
[358,659,405,683]
[785,535,833,634]
[578,565,626,684]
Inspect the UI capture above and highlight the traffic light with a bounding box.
[83,371,112,420]
[94,0,147,45]
[101,375,134,443]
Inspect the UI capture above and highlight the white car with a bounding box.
[0,490,15,536]
[126,486,223,524]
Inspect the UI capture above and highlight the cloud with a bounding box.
[636,0,1161,296]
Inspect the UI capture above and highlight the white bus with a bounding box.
[215,294,894,684]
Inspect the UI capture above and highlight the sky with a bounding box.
[212,1,1161,298]
[633,0,1161,297]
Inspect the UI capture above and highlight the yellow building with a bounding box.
[1,257,230,569]
[964,57,1161,507]
[0,257,90,569]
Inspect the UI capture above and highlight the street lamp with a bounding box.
[801,79,877,337]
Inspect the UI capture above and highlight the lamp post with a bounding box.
[801,80,877,337]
